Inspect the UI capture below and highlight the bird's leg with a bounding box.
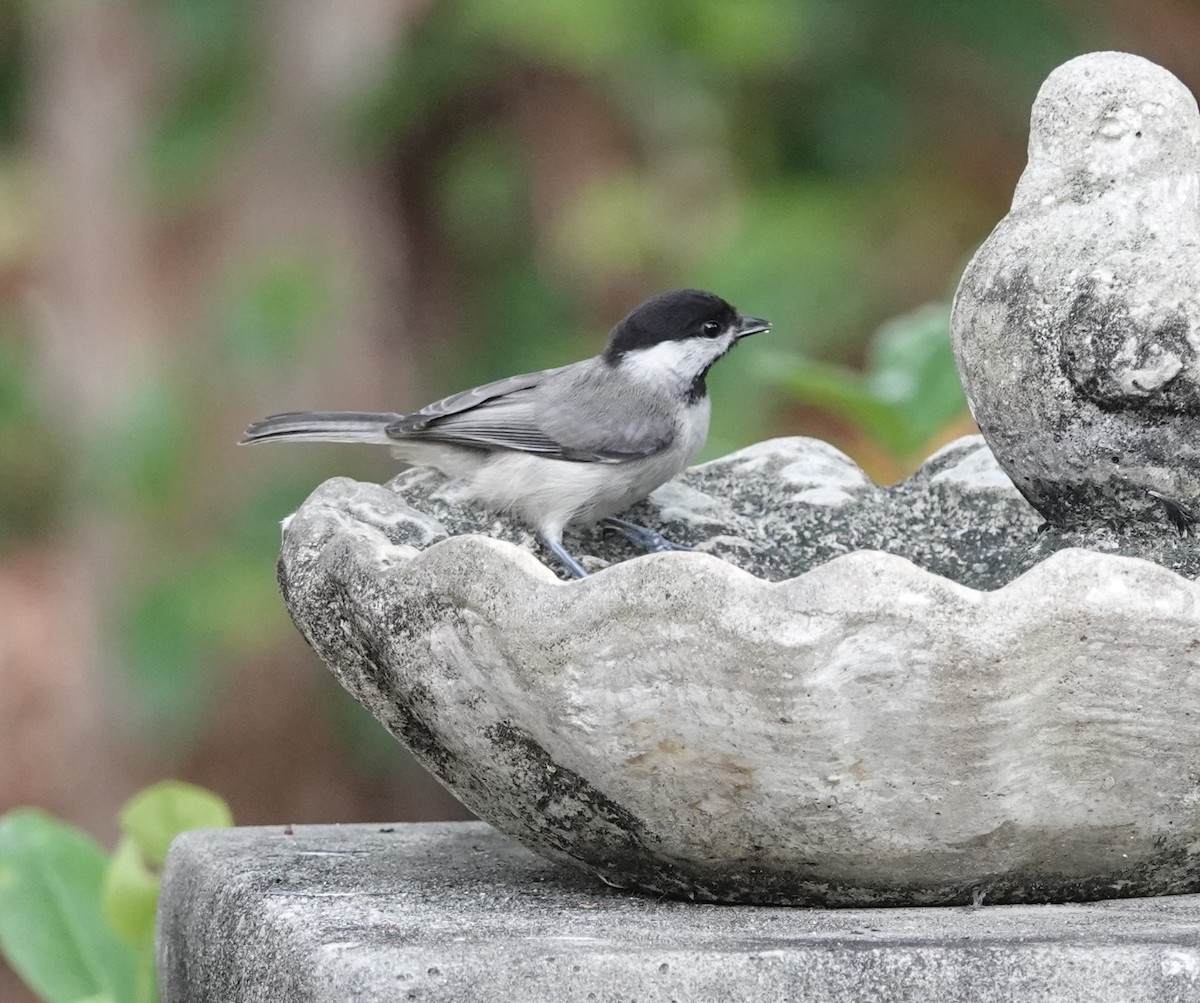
[540,535,589,579]
[602,516,690,553]
[1149,490,1197,537]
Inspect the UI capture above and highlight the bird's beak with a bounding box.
[735,316,771,339]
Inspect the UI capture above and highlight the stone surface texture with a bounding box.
[276,435,1200,906]
[952,51,1200,548]
[362,434,1043,588]
[158,822,1200,1003]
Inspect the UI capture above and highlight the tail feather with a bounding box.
[240,411,401,445]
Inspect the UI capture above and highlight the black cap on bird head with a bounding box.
[603,289,740,362]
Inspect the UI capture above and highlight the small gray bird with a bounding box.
[242,289,769,578]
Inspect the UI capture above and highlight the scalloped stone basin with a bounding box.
[277,436,1200,906]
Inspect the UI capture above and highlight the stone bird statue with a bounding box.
[952,51,1200,536]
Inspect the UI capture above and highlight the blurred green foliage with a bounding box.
[0,8,24,145]
[763,303,966,461]
[216,254,334,369]
[0,782,233,1003]
[116,476,316,745]
[82,378,190,515]
[147,0,255,203]
[0,331,65,540]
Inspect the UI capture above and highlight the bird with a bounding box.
[951,51,1200,535]
[242,289,770,578]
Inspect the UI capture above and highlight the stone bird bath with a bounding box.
[275,52,1200,906]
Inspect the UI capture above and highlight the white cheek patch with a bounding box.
[619,336,733,392]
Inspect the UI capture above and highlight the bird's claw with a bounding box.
[602,517,691,553]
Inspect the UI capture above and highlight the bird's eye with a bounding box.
[701,321,722,337]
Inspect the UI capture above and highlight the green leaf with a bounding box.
[101,783,231,982]
[762,303,967,459]
[101,838,161,947]
[0,810,138,1003]
[762,353,908,452]
[864,303,966,449]
[118,782,233,869]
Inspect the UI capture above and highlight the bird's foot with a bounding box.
[602,517,690,553]
[540,536,589,579]
[1149,490,1197,537]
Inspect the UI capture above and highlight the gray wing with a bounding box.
[390,368,561,431]
[385,362,672,462]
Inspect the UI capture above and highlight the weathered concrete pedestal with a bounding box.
[158,822,1200,1002]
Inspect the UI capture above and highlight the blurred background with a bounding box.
[1,1,1198,994]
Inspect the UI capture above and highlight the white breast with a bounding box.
[467,396,711,538]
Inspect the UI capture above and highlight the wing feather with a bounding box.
[384,362,672,463]
[389,368,562,432]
